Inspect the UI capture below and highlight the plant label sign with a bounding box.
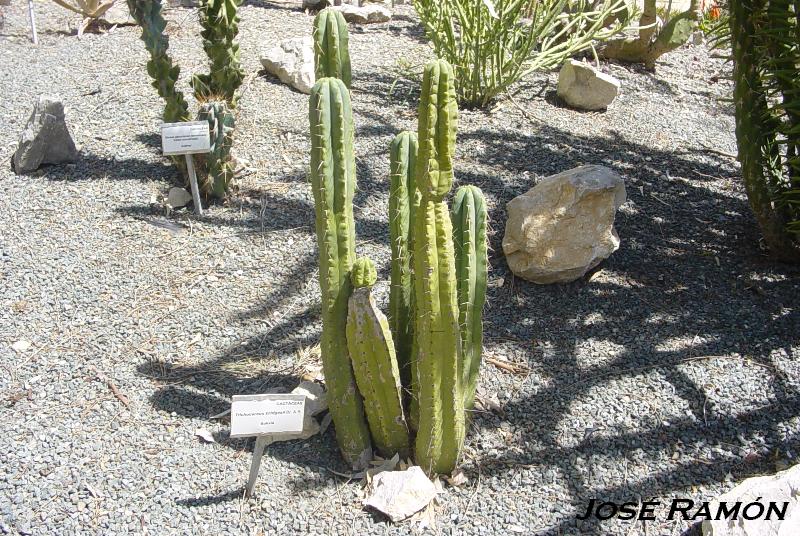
[230,394,306,438]
[161,121,211,156]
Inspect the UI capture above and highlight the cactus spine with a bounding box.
[309,77,372,469]
[193,0,245,105]
[313,8,352,88]
[197,101,236,198]
[346,258,410,458]
[127,0,190,123]
[452,185,488,410]
[413,59,465,475]
[388,131,419,392]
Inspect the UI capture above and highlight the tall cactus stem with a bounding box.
[197,100,236,198]
[127,0,190,124]
[309,77,372,469]
[346,257,411,458]
[313,8,352,88]
[193,0,245,105]
[452,185,488,410]
[413,59,464,475]
[388,131,418,394]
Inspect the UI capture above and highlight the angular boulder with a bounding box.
[702,464,800,536]
[502,165,626,284]
[330,4,391,24]
[557,59,620,111]
[260,37,315,94]
[99,3,136,26]
[13,96,79,174]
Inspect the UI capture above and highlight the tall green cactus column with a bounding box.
[309,77,372,469]
[413,59,465,475]
[313,8,352,87]
[192,0,245,104]
[388,131,419,392]
[346,258,410,458]
[452,185,488,409]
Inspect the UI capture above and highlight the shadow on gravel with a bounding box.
[451,125,800,533]
[35,152,176,183]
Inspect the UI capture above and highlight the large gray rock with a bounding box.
[330,4,391,23]
[260,37,315,94]
[502,165,626,284]
[702,464,800,536]
[13,96,79,174]
[557,59,620,111]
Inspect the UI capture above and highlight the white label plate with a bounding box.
[161,121,211,155]
[230,394,306,438]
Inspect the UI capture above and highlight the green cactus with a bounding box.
[388,131,418,392]
[412,59,465,475]
[313,8,352,88]
[197,100,236,198]
[127,0,190,123]
[452,185,488,410]
[309,77,373,469]
[192,0,245,105]
[346,257,410,458]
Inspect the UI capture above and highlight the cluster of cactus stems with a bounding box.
[308,9,488,475]
[127,0,242,199]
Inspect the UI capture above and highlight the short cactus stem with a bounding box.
[452,185,488,409]
[313,8,352,88]
[413,59,465,475]
[346,257,411,458]
[197,100,236,198]
[388,131,418,393]
[309,77,372,469]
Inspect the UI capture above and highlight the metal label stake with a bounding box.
[161,121,211,216]
[230,394,306,498]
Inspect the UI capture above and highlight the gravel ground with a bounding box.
[1,2,799,535]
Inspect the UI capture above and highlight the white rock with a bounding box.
[364,467,438,522]
[502,165,626,284]
[167,187,193,209]
[703,464,800,536]
[12,340,31,353]
[329,4,391,24]
[99,3,136,26]
[557,59,620,111]
[260,37,315,94]
[291,380,327,416]
[13,96,79,174]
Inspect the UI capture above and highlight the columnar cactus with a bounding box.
[412,59,465,475]
[309,77,373,469]
[197,100,236,198]
[193,0,245,105]
[388,131,418,391]
[346,257,410,458]
[127,0,190,123]
[452,185,488,409]
[313,8,352,88]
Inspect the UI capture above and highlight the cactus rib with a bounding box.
[313,8,352,88]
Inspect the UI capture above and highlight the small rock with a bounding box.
[12,340,31,353]
[556,59,620,111]
[167,187,193,209]
[329,4,391,24]
[167,0,198,6]
[13,96,79,174]
[363,466,438,522]
[703,463,800,536]
[502,165,626,284]
[692,30,705,46]
[260,37,315,94]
